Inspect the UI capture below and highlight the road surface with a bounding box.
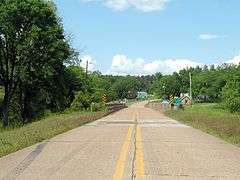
[0,101,240,180]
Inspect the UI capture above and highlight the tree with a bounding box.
[222,72,240,112]
[0,0,71,126]
[64,66,88,103]
[112,76,141,99]
[137,75,155,93]
[151,73,181,97]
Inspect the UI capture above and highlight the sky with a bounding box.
[53,0,240,75]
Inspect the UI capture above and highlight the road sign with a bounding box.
[169,95,174,103]
[102,94,107,104]
[174,97,182,106]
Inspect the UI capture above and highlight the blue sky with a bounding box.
[54,0,240,75]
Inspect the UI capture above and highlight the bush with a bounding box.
[224,97,240,113]
[70,91,91,111]
[91,91,103,103]
[222,76,240,112]
[70,91,108,112]
[90,102,106,112]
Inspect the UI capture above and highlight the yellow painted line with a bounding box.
[135,125,145,180]
[113,125,133,180]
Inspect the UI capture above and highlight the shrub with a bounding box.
[224,97,240,113]
[91,91,103,103]
[70,91,91,111]
[222,76,240,112]
[90,102,106,112]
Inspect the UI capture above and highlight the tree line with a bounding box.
[150,64,240,112]
[0,0,239,127]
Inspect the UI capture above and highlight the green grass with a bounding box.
[0,111,106,157]
[163,103,240,146]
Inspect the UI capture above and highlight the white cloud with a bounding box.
[80,55,96,71]
[227,55,240,65]
[199,34,226,40]
[107,54,202,75]
[110,54,145,75]
[82,0,169,12]
[129,0,168,12]
[104,0,129,11]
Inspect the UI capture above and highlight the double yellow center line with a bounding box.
[135,125,144,179]
[113,113,144,180]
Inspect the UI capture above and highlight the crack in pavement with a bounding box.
[131,112,138,180]
[131,123,137,180]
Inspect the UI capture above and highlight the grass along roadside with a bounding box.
[163,103,240,146]
[0,111,106,157]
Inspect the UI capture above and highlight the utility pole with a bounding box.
[189,72,192,101]
[85,60,89,77]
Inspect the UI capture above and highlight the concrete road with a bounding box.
[0,102,240,180]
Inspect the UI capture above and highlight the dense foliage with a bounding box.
[222,71,240,112]
[0,0,239,128]
[0,0,73,126]
[151,64,240,112]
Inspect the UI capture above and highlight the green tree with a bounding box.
[0,0,71,126]
[112,76,141,99]
[151,73,181,97]
[64,66,88,104]
[222,73,240,112]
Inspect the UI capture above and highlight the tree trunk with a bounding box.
[19,81,26,124]
[22,89,31,123]
[2,87,10,127]
[2,105,9,127]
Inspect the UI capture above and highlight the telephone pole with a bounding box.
[86,60,89,77]
[189,72,192,101]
